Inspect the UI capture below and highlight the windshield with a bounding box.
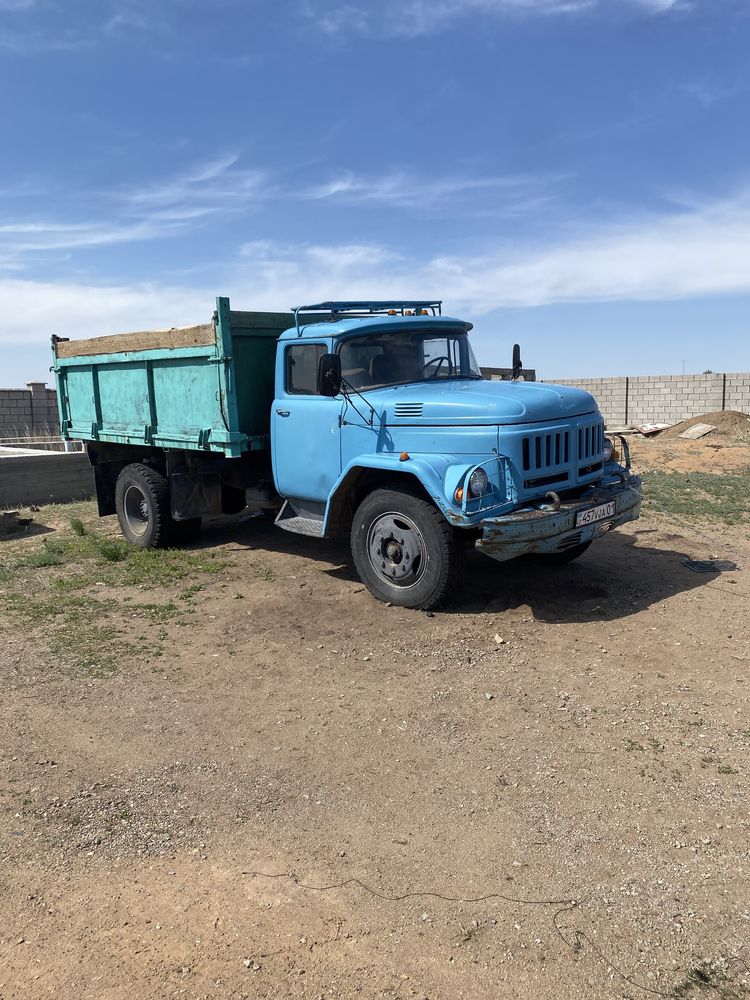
[339,329,482,390]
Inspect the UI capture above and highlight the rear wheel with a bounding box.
[351,484,462,609]
[115,463,173,548]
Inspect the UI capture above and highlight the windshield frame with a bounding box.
[336,327,484,391]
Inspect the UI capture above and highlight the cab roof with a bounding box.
[279,313,473,342]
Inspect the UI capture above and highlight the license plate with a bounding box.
[575,501,616,527]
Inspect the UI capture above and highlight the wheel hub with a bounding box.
[123,484,150,537]
[367,513,426,589]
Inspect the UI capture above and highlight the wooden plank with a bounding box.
[55,323,215,359]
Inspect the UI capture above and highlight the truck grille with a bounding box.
[577,420,603,464]
[522,430,570,472]
[520,417,604,489]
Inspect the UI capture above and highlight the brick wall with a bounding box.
[0,382,60,438]
[544,372,750,426]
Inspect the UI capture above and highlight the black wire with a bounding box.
[242,869,732,998]
[241,869,573,907]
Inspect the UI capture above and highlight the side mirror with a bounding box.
[318,353,342,397]
[511,343,522,381]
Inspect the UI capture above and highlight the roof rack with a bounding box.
[292,300,442,334]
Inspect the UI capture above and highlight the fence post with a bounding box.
[624,376,629,425]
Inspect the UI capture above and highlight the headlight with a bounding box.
[468,467,489,497]
[603,437,614,462]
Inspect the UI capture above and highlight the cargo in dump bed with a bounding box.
[52,297,292,457]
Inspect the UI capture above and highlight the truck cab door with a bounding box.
[271,341,342,501]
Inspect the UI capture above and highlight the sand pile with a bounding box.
[660,410,750,442]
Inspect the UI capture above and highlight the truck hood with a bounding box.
[375,379,598,426]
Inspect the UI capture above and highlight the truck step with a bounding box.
[275,500,325,537]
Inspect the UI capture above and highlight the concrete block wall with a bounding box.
[0,382,60,438]
[0,452,93,507]
[544,372,750,426]
[726,373,750,414]
[627,374,724,425]
[549,377,628,426]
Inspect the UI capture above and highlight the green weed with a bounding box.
[96,538,128,562]
[643,471,750,525]
[21,540,66,568]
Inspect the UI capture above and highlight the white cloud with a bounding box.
[313,0,685,36]
[0,158,558,271]
[0,278,209,347]
[301,170,556,213]
[632,0,682,10]
[0,155,273,268]
[0,217,196,268]
[5,185,750,352]
[123,154,270,211]
[234,192,750,311]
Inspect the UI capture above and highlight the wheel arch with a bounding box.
[87,442,167,516]
[324,457,453,538]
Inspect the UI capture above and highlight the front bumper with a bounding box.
[476,475,642,562]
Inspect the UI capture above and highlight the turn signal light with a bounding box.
[455,487,464,502]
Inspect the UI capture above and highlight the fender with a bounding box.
[323,452,483,535]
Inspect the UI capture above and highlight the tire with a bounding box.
[351,483,463,610]
[115,463,174,549]
[533,540,592,564]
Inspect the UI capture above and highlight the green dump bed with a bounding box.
[53,297,292,457]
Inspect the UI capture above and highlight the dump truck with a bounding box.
[52,298,641,609]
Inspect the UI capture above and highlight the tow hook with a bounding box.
[542,491,561,512]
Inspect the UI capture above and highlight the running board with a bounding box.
[275,499,325,537]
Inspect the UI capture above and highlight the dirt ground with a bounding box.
[1,451,749,999]
[629,412,750,475]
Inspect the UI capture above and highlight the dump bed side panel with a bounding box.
[53,301,295,456]
[55,340,246,452]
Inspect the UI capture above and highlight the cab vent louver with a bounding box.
[393,403,424,417]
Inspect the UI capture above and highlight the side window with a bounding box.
[285,344,326,395]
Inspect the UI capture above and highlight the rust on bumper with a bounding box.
[476,476,642,562]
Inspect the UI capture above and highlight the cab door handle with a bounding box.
[276,408,290,417]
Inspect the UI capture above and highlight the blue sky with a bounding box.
[1,0,749,385]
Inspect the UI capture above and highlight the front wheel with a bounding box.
[351,484,463,609]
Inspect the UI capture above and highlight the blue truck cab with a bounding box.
[52,297,641,609]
